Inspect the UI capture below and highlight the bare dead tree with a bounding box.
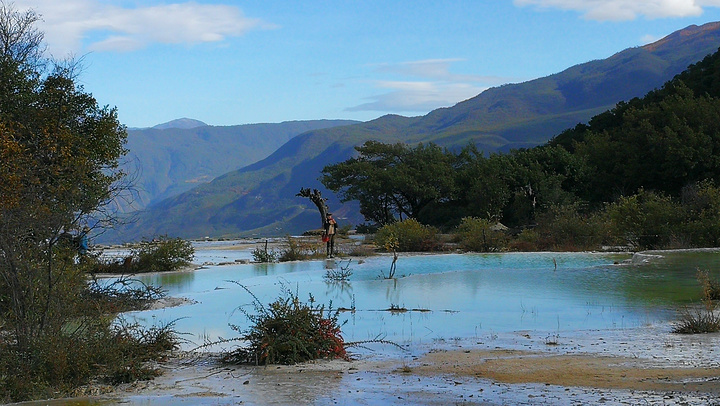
[297,188,329,229]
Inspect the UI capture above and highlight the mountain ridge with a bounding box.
[104,22,720,243]
[121,119,359,211]
[152,118,208,130]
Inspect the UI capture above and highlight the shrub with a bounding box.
[223,284,346,365]
[671,304,720,334]
[251,247,278,263]
[698,269,720,301]
[0,304,179,402]
[507,228,540,251]
[455,217,507,252]
[604,189,681,250]
[375,219,441,252]
[672,269,720,334]
[131,236,195,273]
[532,204,612,251]
[278,236,324,262]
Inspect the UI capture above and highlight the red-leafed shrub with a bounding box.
[223,284,347,365]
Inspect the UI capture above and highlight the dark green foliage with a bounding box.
[455,217,507,252]
[131,236,195,273]
[681,181,720,247]
[223,284,346,365]
[322,141,456,226]
[530,203,611,251]
[0,6,178,401]
[251,247,279,263]
[572,85,720,202]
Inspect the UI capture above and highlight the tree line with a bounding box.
[321,49,720,251]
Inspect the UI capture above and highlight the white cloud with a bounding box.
[641,33,662,43]
[374,59,504,84]
[513,0,720,21]
[346,81,486,113]
[347,60,498,113]
[12,0,274,55]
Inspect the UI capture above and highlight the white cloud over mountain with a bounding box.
[13,0,274,55]
[347,59,498,113]
[514,0,720,21]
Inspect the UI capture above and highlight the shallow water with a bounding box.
[119,249,718,350]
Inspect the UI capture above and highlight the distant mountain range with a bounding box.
[121,120,359,211]
[103,22,720,243]
[152,118,208,130]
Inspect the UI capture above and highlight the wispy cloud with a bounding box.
[513,0,720,21]
[14,0,275,55]
[347,59,506,113]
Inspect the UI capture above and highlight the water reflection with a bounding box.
[121,250,717,350]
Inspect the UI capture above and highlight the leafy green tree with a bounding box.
[501,145,586,227]
[681,181,720,247]
[322,141,456,226]
[575,84,720,202]
[604,189,681,250]
[453,145,513,221]
[0,3,127,349]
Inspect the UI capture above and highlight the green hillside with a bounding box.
[106,22,720,243]
[123,119,358,210]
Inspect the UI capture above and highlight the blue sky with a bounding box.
[15,0,720,128]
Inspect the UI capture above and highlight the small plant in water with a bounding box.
[545,332,560,345]
[324,259,353,281]
[388,303,408,313]
[672,269,720,334]
[252,240,278,263]
[380,233,399,279]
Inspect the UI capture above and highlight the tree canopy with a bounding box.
[0,3,127,348]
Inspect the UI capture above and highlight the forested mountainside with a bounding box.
[105,22,720,242]
[122,119,358,210]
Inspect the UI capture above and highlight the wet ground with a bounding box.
[14,323,720,406]
[13,245,720,405]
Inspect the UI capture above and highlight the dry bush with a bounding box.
[222,284,347,365]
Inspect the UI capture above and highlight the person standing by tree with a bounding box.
[324,213,338,257]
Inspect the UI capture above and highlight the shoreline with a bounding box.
[64,246,720,405]
[61,324,720,405]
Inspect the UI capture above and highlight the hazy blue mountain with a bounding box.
[152,118,207,130]
[105,22,720,243]
[121,120,359,211]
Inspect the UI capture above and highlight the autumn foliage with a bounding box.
[223,284,347,365]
